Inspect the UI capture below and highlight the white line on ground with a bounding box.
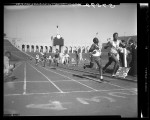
[6,80,89,84]
[29,63,64,93]
[4,88,137,96]
[23,62,27,95]
[56,68,128,89]
[40,66,98,91]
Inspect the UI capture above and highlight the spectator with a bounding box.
[128,39,137,76]
[4,51,15,77]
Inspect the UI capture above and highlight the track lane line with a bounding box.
[38,65,99,91]
[7,79,89,83]
[23,62,27,94]
[28,62,64,93]
[4,88,137,96]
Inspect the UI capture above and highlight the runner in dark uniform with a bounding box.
[83,37,103,81]
[75,50,79,66]
[42,52,47,67]
[54,49,60,67]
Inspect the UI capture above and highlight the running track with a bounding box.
[4,60,137,117]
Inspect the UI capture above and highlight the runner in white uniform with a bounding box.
[103,32,125,77]
[35,54,39,65]
[47,55,52,67]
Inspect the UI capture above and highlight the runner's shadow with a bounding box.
[82,74,97,78]
[50,67,56,69]
[72,74,85,78]
[105,68,113,74]
[4,76,18,83]
[82,74,110,82]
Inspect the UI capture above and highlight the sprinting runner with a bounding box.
[47,55,52,67]
[65,53,70,65]
[118,40,126,67]
[4,51,15,78]
[83,37,103,81]
[75,50,79,66]
[42,52,47,67]
[54,49,60,67]
[103,32,126,77]
[35,54,39,65]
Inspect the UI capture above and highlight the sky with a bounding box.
[4,3,137,46]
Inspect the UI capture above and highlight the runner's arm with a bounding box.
[89,44,95,52]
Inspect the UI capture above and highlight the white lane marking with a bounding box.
[56,68,128,89]
[53,79,90,82]
[23,62,27,95]
[76,98,89,104]
[29,63,64,93]
[3,80,90,85]
[108,91,137,98]
[77,96,116,104]
[40,66,98,91]
[4,88,137,96]
[26,100,70,110]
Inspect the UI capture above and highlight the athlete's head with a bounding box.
[4,51,11,58]
[113,32,118,41]
[93,37,99,44]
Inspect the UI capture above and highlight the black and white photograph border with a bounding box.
[2,3,149,118]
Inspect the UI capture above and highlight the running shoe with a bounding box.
[100,76,104,81]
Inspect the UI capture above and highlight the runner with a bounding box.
[4,51,15,78]
[119,40,126,67]
[54,49,60,67]
[103,32,126,77]
[75,50,79,66]
[42,52,47,67]
[47,54,52,67]
[83,37,103,81]
[65,53,70,65]
[35,54,39,66]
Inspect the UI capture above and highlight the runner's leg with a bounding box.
[111,54,120,75]
[94,57,103,80]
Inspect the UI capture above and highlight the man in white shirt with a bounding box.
[4,51,15,77]
[103,33,126,77]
